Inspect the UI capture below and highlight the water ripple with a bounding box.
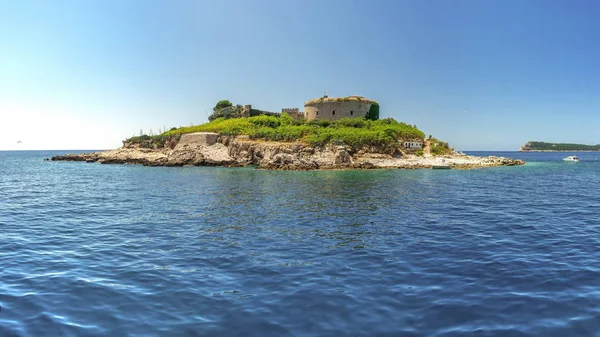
[1,151,600,336]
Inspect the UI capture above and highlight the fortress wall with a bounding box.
[304,101,372,121]
[281,108,305,120]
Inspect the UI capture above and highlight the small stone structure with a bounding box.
[175,132,219,149]
[402,140,424,149]
[242,105,252,117]
[304,96,377,121]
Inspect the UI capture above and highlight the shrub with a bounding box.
[214,100,233,111]
[208,104,246,121]
[379,118,397,125]
[248,115,281,128]
[158,116,435,150]
[123,134,181,149]
[279,112,295,126]
[332,118,367,128]
[307,119,331,128]
[365,103,379,121]
[431,141,451,155]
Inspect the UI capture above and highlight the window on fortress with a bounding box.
[332,110,335,115]
[316,111,319,115]
[350,111,353,115]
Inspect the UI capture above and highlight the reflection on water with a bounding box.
[1,151,600,336]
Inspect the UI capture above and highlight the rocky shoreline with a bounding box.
[51,132,525,170]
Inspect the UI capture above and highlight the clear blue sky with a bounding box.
[1,0,599,150]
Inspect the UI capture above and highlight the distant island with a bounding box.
[520,141,600,152]
[51,95,524,170]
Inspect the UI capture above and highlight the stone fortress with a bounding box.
[254,93,378,122]
[303,94,377,121]
[274,93,423,150]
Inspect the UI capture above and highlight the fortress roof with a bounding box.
[304,96,378,107]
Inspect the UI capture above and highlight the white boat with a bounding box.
[563,155,580,162]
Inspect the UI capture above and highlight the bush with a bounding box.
[365,103,380,121]
[248,115,281,128]
[159,116,433,150]
[431,141,451,155]
[379,118,397,125]
[332,118,367,128]
[123,134,181,149]
[307,119,331,128]
[279,112,300,126]
[214,100,233,111]
[208,104,246,121]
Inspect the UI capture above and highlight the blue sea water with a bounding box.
[1,150,600,337]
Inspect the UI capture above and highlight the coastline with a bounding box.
[519,141,600,152]
[519,150,600,152]
[51,132,525,170]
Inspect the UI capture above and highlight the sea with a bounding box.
[1,150,599,337]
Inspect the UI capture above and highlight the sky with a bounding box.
[1,0,599,151]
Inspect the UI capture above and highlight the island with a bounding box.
[520,141,600,152]
[51,95,525,170]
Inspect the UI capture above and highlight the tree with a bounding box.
[214,100,233,112]
[208,104,245,121]
[365,103,380,121]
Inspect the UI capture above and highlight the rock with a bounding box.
[50,137,525,171]
[353,162,377,169]
[174,132,219,148]
[334,148,352,165]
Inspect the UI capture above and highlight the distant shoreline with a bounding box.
[520,141,600,152]
[519,150,600,152]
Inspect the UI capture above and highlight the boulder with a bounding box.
[175,132,219,149]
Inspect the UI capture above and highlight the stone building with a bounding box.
[402,140,424,149]
[281,108,305,120]
[304,95,378,121]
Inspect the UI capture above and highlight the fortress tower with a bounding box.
[303,95,378,121]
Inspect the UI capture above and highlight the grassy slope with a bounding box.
[122,115,451,154]
[158,114,425,148]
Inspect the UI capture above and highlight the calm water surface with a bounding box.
[1,151,600,336]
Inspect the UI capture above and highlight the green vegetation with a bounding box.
[122,100,459,154]
[365,102,379,121]
[208,104,245,121]
[127,114,426,150]
[209,99,280,121]
[521,141,600,151]
[214,100,233,111]
[429,138,451,155]
[123,134,181,149]
[249,109,279,118]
